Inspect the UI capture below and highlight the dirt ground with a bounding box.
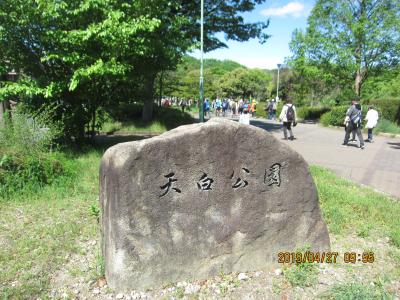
[49,231,400,300]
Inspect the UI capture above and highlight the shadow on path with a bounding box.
[387,142,400,150]
[250,120,282,133]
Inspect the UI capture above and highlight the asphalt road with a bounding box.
[250,118,400,199]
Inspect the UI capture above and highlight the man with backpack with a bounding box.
[279,99,297,140]
[342,99,365,149]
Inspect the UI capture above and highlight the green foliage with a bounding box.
[255,101,268,118]
[0,0,270,139]
[288,0,400,103]
[0,110,74,199]
[163,56,248,100]
[103,103,194,133]
[283,248,318,287]
[0,152,75,199]
[310,165,400,247]
[90,204,100,223]
[363,98,400,124]
[0,150,100,298]
[297,106,331,120]
[320,106,349,127]
[326,282,391,300]
[319,101,400,132]
[374,119,400,135]
[217,68,272,100]
[0,106,63,154]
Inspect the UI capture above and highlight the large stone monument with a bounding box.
[100,118,330,291]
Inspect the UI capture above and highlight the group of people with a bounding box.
[342,98,379,149]
[202,96,380,147]
[203,98,257,118]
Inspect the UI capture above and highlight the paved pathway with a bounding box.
[250,118,400,199]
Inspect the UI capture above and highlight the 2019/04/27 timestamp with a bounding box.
[278,251,375,264]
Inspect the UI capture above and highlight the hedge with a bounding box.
[320,105,368,127]
[296,106,331,120]
[362,98,400,124]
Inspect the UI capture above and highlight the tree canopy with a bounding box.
[288,0,400,104]
[0,0,270,142]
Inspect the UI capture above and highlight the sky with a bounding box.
[192,0,315,70]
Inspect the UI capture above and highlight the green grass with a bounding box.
[374,118,400,135]
[1,149,400,298]
[0,150,102,298]
[283,261,319,287]
[310,165,400,247]
[101,120,167,134]
[102,104,195,134]
[324,281,391,300]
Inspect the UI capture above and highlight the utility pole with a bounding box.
[276,63,281,101]
[199,0,205,122]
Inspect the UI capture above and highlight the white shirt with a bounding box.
[365,109,379,129]
[279,104,297,122]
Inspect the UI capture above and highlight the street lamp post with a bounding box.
[276,63,281,102]
[199,0,205,122]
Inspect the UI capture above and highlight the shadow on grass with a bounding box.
[62,104,197,156]
[106,103,195,132]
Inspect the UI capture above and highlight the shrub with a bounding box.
[0,108,73,199]
[320,106,348,127]
[0,152,75,198]
[282,247,319,288]
[363,98,400,124]
[320,105,368,127]
[374,118,400,135]
[297,106,331,120]
[255,101,267,118]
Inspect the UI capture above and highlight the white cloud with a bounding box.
[261,1,307,18]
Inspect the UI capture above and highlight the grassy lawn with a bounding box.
[0,147,399,298]
[374,118,400,135]
[101,105,195,135]
[310,165,400,247]
[101,120,167,134]
[0,150,102,299]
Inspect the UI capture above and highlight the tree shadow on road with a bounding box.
[387,142,400,150]
[250,120,282,133]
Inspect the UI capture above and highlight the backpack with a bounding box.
[222,101,228,109]
[351,109,361,125]
[286,105,295,121]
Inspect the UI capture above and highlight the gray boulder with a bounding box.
[100,118,330,291]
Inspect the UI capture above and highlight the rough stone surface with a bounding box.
[100,118,330,291]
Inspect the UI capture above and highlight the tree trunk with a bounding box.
[159,71,163,107]
[142,73,156,122]
[91,108,96,139]
[355,69,362,97]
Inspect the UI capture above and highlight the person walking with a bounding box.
[279,99,297,140]
[365,106,379,142]
[222,99,229,117]
[180,99,187,112]
[342,99,365,149]
[271,99,278,120]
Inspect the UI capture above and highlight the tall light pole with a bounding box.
[199,0,205,122]
[276,63,281,101]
